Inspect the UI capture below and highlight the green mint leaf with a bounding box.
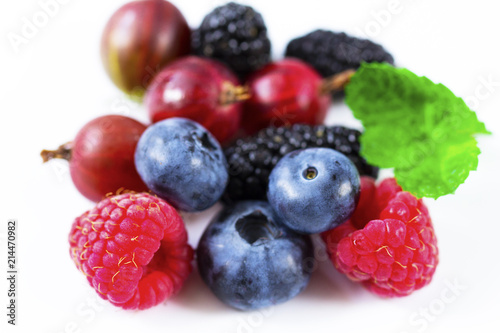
[345,62,489,198]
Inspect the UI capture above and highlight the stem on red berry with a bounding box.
[319,69,356,95]
[40,142,73,162]
[219,82,251,106]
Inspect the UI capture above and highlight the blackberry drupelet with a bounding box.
[191,2,271,78]
[285,30,394,78]
[223,124,379,202]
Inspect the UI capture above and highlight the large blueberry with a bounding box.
[197,201,313,310]
[134,117,228,212]
[267,148,360,234]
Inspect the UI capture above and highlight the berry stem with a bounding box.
[40,142,73,162]
[319,69,356,95]
[219,81,251,106]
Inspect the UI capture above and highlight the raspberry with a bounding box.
[191,2,271,78]
[69,193,193,310]
[223,124,379,202]
[322,177,439,297]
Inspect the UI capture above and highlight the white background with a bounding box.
[1,0,500,332]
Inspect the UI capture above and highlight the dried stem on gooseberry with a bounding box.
[219,82,251,106]
[40,142,73,162]
[319,69,356,95]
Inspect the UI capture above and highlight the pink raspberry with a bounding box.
[69,192,193,310]
[322,177,439,297]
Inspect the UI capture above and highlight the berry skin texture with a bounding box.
[69,193,193,310]
[145,56,242,145]
[285,30,394,79]
[268,148,360,234]
[242,59,331,135]
[70,115,148,202]
[101,0,190,97]
[322,177,439,297]
[197,201,313,310]
[223,124,378,202]
[135,118,228,212]
[192,2,271,78]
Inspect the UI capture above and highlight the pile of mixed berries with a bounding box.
[43,0,441,311]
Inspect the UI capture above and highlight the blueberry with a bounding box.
[197,201,313,310]
[267,148,360,234]
[134,117,228,212]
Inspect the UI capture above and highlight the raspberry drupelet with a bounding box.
[69,192,193,310]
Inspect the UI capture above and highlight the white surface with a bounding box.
[1,0,499,332]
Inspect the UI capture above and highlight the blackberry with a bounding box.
[191,2,271,79]
[223,124,379,202]
[285,30,394,78]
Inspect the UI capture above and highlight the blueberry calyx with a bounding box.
[302,167,318,180]
[196,132,217,151]
[235,211,279,245]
